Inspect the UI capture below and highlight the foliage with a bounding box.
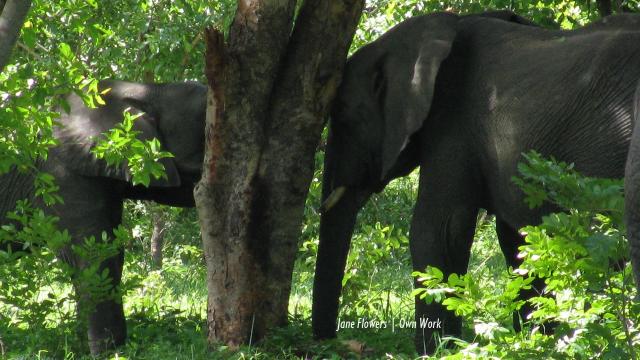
[414,152,639,358]
[0,201,72,331]
[92,109,174,187]
[0,202,128,355]
[1,0,235,197]
[514,151,625,218]
[354,0,640,54]
[3,0,640,358]
[0,0,229,356]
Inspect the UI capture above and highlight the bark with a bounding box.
[0,0,31,72]
[150,208,166,269]
[256,0,365,329]
[195,0,364,347]
[195,0,298,347]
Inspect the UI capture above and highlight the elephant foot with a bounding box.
[87,299,127,355]
[413,311,461,355]
[513,277,560,334]
[312,322,338,340]
[415,327,438,356]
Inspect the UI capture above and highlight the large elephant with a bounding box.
[312,10,640,353]
[0,80,206,354]
[626,83,640,292]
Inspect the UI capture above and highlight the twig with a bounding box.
[17,40,41,60]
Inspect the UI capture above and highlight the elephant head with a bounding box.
[312,12,459,339]
[312,10,540,341]
[52,79,207,206]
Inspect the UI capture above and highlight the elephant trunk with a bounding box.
[313,122,374,338]
[312,185,362,339]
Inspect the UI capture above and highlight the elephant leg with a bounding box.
[54,177,127,355]
[63,235,127,355]
[410,170,479,354]
[495,219,546,331]
[626,98,640,291]
[68,233,127,355]
[627,171,640,291]
[83,248,127,355]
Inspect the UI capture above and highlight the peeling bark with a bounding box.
[195,0,364,348]
[195,0,298,346]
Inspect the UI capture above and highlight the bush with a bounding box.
[414,151,639,358]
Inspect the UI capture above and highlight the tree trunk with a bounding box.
[597,0,612,17]
[255,0,366,329]
[194,0,364,347]
[150,208,165,269]
[195,0,299,346]
[0,0,32,71]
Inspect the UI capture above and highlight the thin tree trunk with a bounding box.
[0,0,32,71]
[150,208,165,269]
[195,0,364,347]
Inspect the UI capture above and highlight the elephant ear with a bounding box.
[379,14,458,180]
[54,81,181,187]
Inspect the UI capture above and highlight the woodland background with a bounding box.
[1,0,639,359]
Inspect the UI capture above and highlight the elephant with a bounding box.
[626,83,640,292]
[0,79,206,354]
[312,10,640,354]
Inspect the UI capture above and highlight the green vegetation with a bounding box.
[2,0,640,359]
[415,152,638,358]
[6,152,636,358]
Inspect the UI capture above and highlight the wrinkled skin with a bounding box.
[0,80,206,355]
[313,10,640,354]
[626,83,640,292]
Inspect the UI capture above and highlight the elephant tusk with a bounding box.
[319,186,347,214]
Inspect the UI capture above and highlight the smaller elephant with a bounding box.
[0,80,206,354]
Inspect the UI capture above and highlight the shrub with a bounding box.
[414,151,639,358]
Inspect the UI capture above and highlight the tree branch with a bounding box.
[0,0,32,72]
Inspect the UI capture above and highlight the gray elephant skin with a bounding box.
[312,10,640,354]
[627,83,640,291]
[0,80,206,354]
